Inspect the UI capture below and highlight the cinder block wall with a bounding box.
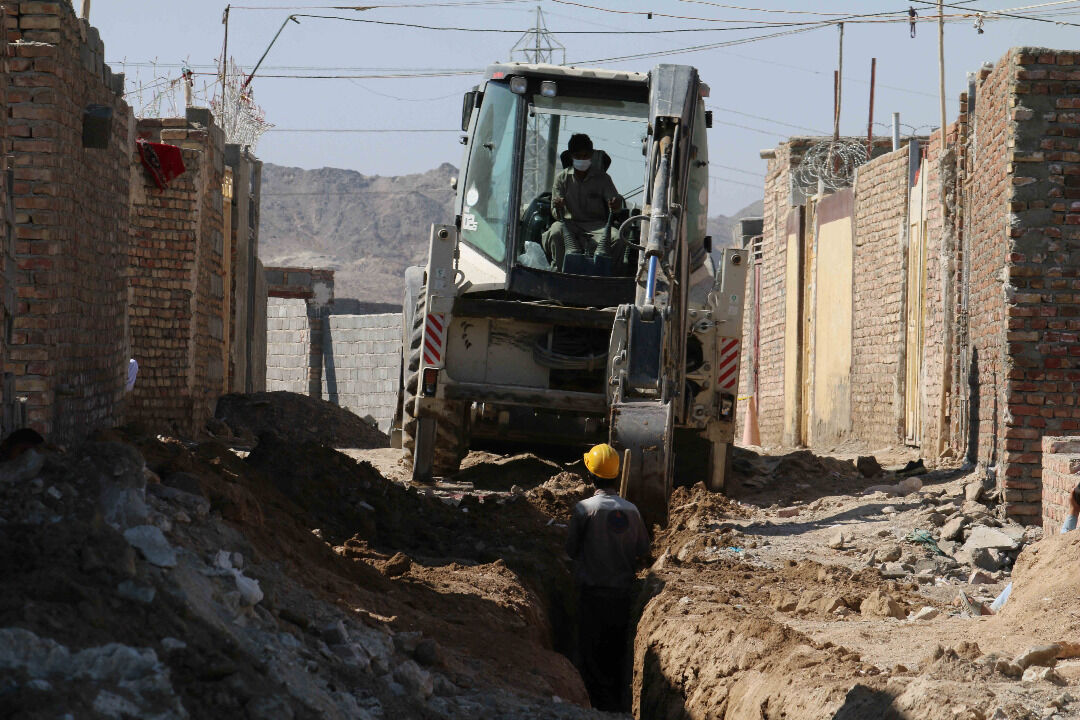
[8,1,132,441]
[265,297,310,394]
[127,111,226,436]
[1041,436,1080,534]
[850,145,909,447]
[323,313,399,431]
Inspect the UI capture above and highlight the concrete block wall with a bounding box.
[7,0,132,442]
[265,297,310,394]
[850,145,909,447]
[1041,436,1080,534]
[323,313,399,431]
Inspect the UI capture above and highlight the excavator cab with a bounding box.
[398,62,742,532]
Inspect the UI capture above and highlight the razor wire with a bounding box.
[793,138,870,192]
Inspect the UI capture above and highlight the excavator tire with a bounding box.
[400,290,468,478]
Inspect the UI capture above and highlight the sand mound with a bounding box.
[994,528,1080,641]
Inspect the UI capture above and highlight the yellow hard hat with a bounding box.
[584,443,620,479]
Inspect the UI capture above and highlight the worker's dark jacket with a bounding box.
[566,489,649,590]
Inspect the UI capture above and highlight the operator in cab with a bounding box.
[544,133,623,271]
[566,443,650,712]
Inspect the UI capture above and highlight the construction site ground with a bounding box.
[2,392,1079,719]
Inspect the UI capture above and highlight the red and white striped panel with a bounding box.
[717,337,740,392]
[423,313,447,367]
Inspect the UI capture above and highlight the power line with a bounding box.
[709,174,762,189]
[567,24,828,65]
[232,0,530,8]
[910,0,1080,25]
[264,127,460,132]
[710,163,765,178]
[710,105,830,135]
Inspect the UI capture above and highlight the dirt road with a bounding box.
[2,392,1078,719]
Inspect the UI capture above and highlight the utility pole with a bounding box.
[510,5,565,65]
[834,22,844,140]
[222,5,230,135]
[866,58,876,158]
[81,0,90,20]
[937,0,947,150]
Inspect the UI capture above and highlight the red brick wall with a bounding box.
[850,146,909,447]
[128,114,225,435]
[992,49,1080,521]
[7,1,132,441]
[964,56,1012,483]
[1041,436,1080,534]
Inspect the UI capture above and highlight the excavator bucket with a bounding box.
[610,400,673,532]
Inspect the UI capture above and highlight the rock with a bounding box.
[898,459,926,476]
[777,506,801,518]
[897,477,923,495]
[882,505,899,514]
[1023,666,1066,685]
[874,545,902,563]
[383,552,412,578]
[963,526,1020,552]
[881,562,908,579]
[1015,644,1062,670]
[965,481,984,502]
[0,448,44,484]
[161,472,204,497]
[941,517,967,541]
[955,547,1001,571]
[968,570,995,585]
[322,620,349,646]
[414,638,442,667]
[147,483,211,519]
[857,456,882,478]
[122,525,177,568]
[937,539,958,556]
[394,659,433,699]
[924,511,946,527]
[996,658,1023,678]
[911,606,940,621]
[860,590,906,619]
[770,591,798,612]
[827,529,846,549]
[394,631,423,655]
[234,573,263,606]
[116,581,156,604]
[961,500,989,517]
[160,638,186,653]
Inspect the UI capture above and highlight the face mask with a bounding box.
[572,158,592,172]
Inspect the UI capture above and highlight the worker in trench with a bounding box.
[566,443,650,712]
[543,133,623,271]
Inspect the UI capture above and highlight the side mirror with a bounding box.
[461,89,481,132]
[450,176,458,190]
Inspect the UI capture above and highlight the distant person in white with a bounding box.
[126,358,138,392]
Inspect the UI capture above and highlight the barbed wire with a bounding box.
[793,138,869,192]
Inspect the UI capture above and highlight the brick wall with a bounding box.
[964,56,1012,479]
[850,145,909,447]
[266,297,309,393]
[1041,436,1080,534]
[323,313,399,431]
[7,1,132,441]
[127,109,226,436]
[755,142,797,446]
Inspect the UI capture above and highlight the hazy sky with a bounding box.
[96,1,1080,215]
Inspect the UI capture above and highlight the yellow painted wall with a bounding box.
[812,198,853,445]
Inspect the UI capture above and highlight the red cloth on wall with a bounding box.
[136,138,186,189]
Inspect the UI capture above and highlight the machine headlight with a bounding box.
[540,81,557,98]
[509,76,528,94]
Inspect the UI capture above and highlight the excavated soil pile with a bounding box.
[215,391,389,448]
[994,528,1080,643]
[0,430,609,718]
[732,447,905,506]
